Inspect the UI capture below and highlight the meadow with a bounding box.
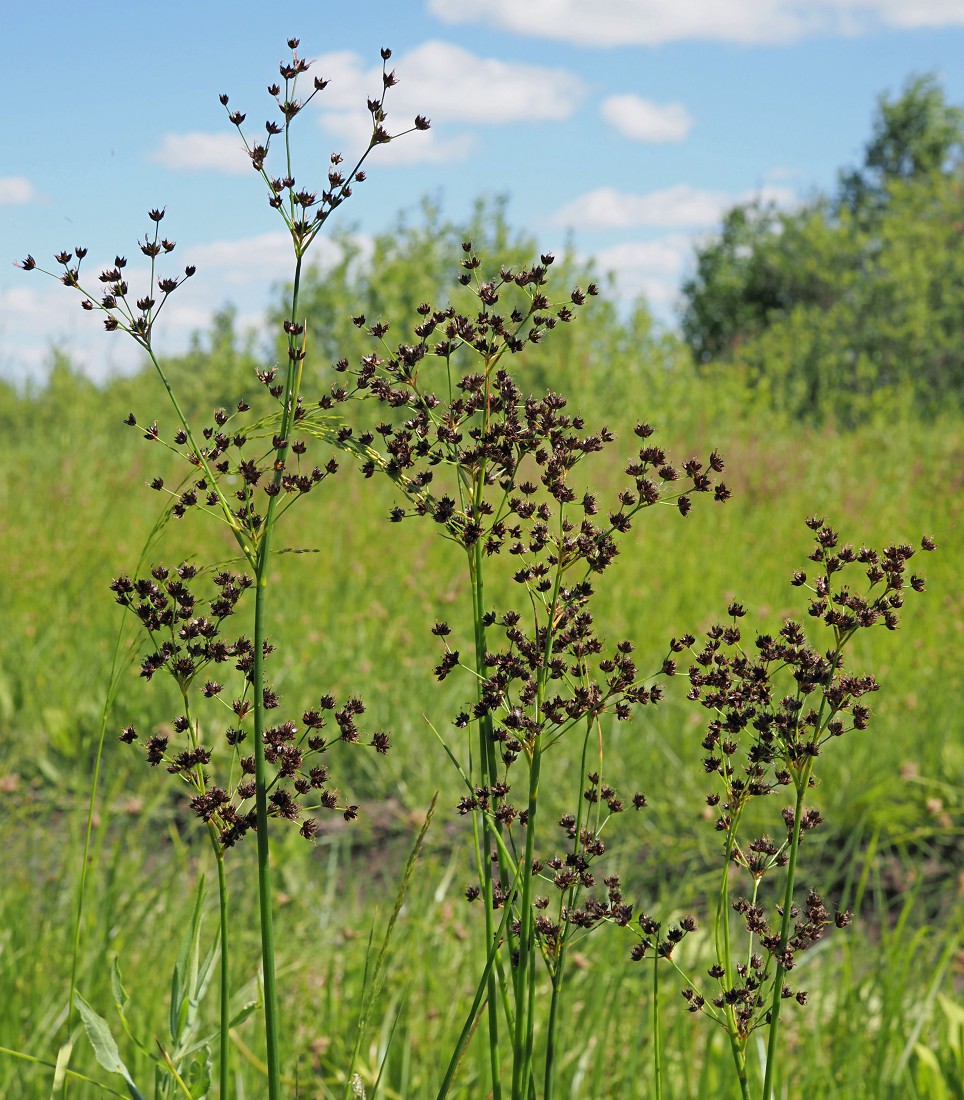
[0,330,960,1097]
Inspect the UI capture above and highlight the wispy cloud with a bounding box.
[2,230,372,382]
[600,95,694,142]
[552,183,797,230]
[428,0,964,45]
[316,40,584,123]
[148,132,252,176]
[185,231,364,284]
[310,40,582,166]
[591,235,693,308]
[0,177,38,205]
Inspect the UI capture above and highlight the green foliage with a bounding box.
[74,994,145,1100]
[680,73,964,424]
[839,72,964,218]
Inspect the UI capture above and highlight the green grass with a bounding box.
[0,367,960,1098]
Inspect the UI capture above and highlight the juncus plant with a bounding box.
[331,255,729,1098]
[634,519,934,1100]
[20,38,427,1100]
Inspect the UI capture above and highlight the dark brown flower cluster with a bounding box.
[465,772,648,958]
[684,890,850,1038]
[111,563,387,848]
[631,911,699,962]
[110,563,251,688]
[656,518,934,1034]
[340,251,728,546]
[220,41,429,250]
[680,519,934,817]
[691,888,845,1034]
[17,209,195,349]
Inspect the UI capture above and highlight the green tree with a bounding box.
[679,73,964,423]
[838,73,964,218]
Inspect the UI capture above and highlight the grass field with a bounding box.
[0,350,961,1098]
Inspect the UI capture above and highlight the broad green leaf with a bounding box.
[74,993,145,1100]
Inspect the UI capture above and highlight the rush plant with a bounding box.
[634,520,935,1100]
[19,38,428,1100]
[331,255,729,1098]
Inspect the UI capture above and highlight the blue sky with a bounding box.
[3,0,964,383]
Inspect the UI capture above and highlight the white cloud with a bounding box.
[596,237,691,277]
[1,231,371,383]
[552,183,797,229]
[601,95,693,142]
[590,235,693,309]
[149,132,252,176]
[428,0,964,45]
[186,232,299,284]
[310,40,582,166]
[876,0,964,28]
[315,40,583,123]
[0,282,146,381]
[0,177,38,205]
[147,43,582,176]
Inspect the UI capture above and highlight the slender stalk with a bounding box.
[544,719,595,1099]
[209,830,230,1099]
[437,869,520,1100]
[543,964,561,1100]
[761,775,808,1100]
[248,250,306,1100]
[251,541,281,1100]
[468,545,504,1100]
[716,810,750,1099]
[653,947,663,1100]
[511,745,542,1100]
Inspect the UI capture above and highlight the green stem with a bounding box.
[468,545,504,1100]
[252,533,281,1100]
[544,961,562,1100]
[716,811,750,1098]
[437,868,520,1100]
[249,251,306,1100]
[209,829,230,1098]
[511,737,542,1100]
[144,350,251,563]
[545,721,594,1099]
[762,775,808,1100]
[653,948,663,1100]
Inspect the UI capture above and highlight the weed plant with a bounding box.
[8,34,949,1100]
